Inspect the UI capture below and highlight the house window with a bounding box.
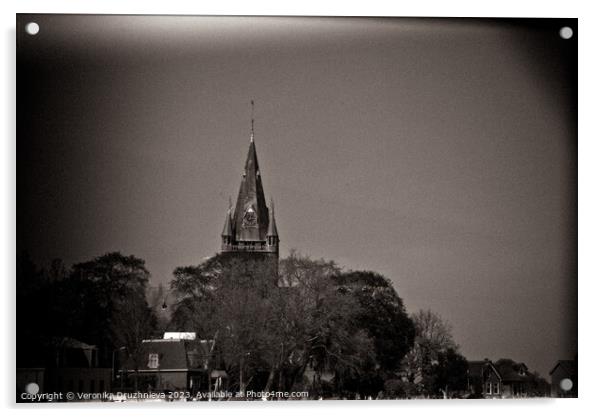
[493,383,500,394]
[486,382,492,395]
[148,353,159,369]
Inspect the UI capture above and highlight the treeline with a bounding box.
[17,251,157,370]
[169,251,470,398]
[17,250,473,398]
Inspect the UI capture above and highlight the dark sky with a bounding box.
[17,15,577,377]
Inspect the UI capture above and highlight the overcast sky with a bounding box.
[18,15,576,377]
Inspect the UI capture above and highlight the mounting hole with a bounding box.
[560,378,573,391]
[25,22,40,35]
[559,26,573,40]
[25,382,40,395]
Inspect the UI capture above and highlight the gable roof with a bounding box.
[128,339,212,371]
[494,359,532,382]
[467,360,502,381]
[467,361,486,379]
[550,360,576,377]
[51,337,96,350]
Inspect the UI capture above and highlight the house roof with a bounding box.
[467,361,487,379]
[467,360,504,382]
[494,359,532,382]
[128,339,212,371]
[549,360,577,377]
[51,337,96,350]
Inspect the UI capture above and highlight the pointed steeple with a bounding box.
[221,207,233,237]
[219,101,279,263]
[232,103,269,242]
[267,198,278,238]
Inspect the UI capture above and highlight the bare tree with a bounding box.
[401,309,465,398]
[412,309,457,352]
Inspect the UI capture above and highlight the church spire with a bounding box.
[267,198,278,238]
[232,108,269,242]
[220,102,278,261]
[221,207,233,237]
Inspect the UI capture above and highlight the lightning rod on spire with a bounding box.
[250,100,255,142]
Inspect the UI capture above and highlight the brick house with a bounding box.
[123,333,223,393]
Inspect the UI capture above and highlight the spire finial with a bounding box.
[250,99,255,143]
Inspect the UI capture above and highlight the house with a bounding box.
[494,359,533,397]
[467,360,502,398]
[550,359,577,398]
[123,332,225,394]
[45,337,112,397]
[467,358,543,398]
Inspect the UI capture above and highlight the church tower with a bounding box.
[220,101,279,265]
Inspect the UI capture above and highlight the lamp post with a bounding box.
[111,346,126,392]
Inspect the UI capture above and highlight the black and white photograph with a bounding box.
[15,14,577,403]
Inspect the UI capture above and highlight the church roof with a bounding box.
[232,138,269,242]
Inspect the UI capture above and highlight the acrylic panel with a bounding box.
[16,15,577,402]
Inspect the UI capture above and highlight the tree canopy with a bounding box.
[169,251,415,398]
[17,251,157,369]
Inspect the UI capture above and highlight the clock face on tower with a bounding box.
[242,205,258,228]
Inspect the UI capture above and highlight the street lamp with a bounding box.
[111,346,126,392]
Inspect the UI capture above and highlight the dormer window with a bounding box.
[148,353,159,369]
